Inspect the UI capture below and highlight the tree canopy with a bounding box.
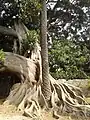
[47,0,90,41]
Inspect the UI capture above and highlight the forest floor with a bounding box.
[0,103,89,120]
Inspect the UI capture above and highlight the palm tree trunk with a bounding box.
[40,0,51,100]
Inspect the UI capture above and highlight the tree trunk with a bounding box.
[0,52,40,84]
[0,51,41,105]
[14,21,28,55]
[0,25,17,37]
[40,0,51,101]
[0,22,28,55]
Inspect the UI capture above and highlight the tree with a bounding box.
[40,0,51,101]
[46,0,90,79]
[47,0,90,41]
[49,39,89,79]
[0,0,90,119]
[0,0,41,54]
[0,38,90,119]
[0,0,19,27]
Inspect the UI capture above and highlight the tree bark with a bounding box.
[0,52,40,85]
[0,25,18,37]
[40,0,51,100]
[14,21,28,54]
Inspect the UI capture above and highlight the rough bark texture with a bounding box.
[0,22,28,55]
[14,21,28,54]
[0,52,40,84]
[40,0,51,101]
[0,25,17,37]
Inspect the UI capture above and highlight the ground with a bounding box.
[0,103,30,120]
[0,103,89,120]
[0,105,79,120]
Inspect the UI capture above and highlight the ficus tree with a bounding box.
[0,0,90,119]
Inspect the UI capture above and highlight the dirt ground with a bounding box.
[0,103,89,120]
[0,104,30,120]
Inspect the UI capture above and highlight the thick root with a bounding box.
[49,76,90,118]
[2,51,90,119]
[4,76,90,119]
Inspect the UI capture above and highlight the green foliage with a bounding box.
[47,0,90,41]
[22,30,39,53]
[49,40,89,80]
[0,49,5,62]
[19,0,41,25]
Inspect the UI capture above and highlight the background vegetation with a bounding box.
[0,0,90,79]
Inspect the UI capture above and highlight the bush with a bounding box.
[22,30,39,54]
[49,40,89,80]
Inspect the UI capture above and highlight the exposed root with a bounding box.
[3,76,90,119]
[18,85,48,118]
[49,76,90,118]
[1,51,90,119]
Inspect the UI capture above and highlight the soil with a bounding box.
[0,103,89,120]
